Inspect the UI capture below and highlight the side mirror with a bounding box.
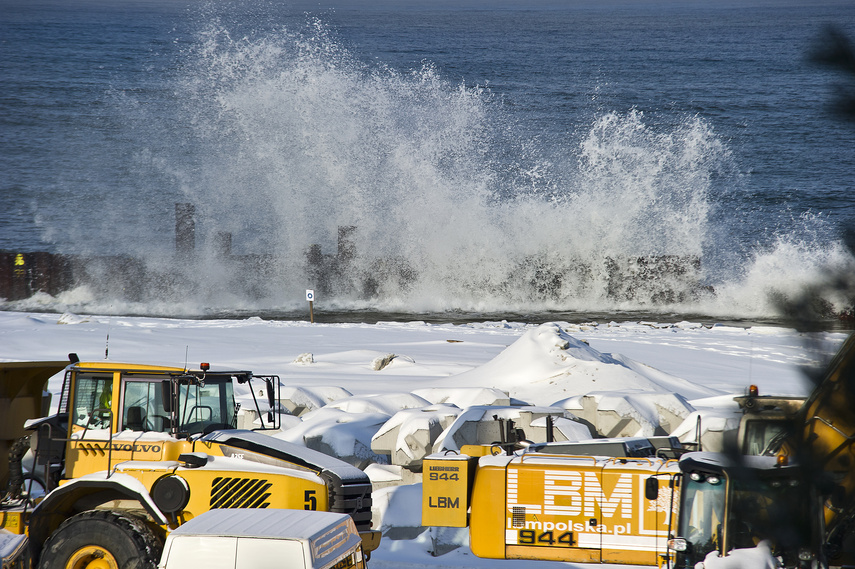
[645,477,660,500]
[265,379,276,423]
[265,379,275,409]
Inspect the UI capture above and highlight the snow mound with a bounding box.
[236,407,302,430]
[412,387,510,407]
[278,386,353,416]
[370,353,415,370]
[57,312,90,325]
[449,322,717,404]
[371,483,426,541]
[275,407,389,469]
[433,405,592,453]
[371,404,461,469]
[364,463,422,491]
[553,391,695,437]
[293,353,314,365]
[326,393,431,415]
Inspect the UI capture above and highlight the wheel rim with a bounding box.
[65,546,119,569]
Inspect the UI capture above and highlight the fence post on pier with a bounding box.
[306,289,315,323]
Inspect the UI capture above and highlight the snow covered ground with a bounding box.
[0,310,849,568]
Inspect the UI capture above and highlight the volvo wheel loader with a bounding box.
[0,355,380,569]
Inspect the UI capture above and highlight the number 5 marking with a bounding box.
[305,490,317,510]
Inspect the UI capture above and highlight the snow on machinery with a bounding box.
[158,509,367,569]
[0,356,380,569]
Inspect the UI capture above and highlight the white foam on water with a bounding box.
[5,10,852,319]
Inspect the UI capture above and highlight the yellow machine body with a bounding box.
[0,359,380,564]
[424,452,678,566]
[422,454,479,527]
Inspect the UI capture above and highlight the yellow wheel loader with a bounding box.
[0,356,380,569]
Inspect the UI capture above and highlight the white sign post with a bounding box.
[306,289,315,323]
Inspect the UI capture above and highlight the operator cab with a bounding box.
[734,387,804,456]
[27,360,281,488]
[68,365,243,438]
[669,452,817,568]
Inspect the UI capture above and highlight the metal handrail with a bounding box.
[81,407,115,477]
[518,453,599,465]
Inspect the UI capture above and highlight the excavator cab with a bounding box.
[669,452,818,568]
[58,361,285,481]
[69,369,238,438]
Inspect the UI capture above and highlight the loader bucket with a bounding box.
[0,362,67,485]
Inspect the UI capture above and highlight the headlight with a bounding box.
[667,538,687,552]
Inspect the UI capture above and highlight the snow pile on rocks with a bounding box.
[278,386,353,416]
[261,323,721,473]
[4,311,832,568]
[553,391,695,437]
[371,405,461,469]
[231,317,765,554]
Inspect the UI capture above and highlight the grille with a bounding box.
[321,472,373,533]
[512,506,525,527]
[210,477,272,509]
[202,431,375,532]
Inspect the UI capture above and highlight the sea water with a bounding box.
[1,0,854,320]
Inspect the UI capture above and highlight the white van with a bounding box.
[158,509,365,569]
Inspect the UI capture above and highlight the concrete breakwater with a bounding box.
[0,205,707,307]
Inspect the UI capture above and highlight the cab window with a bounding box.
[742,420,789,455]
[121,378,171,433]
[176,377,237,435]
[71,374,113,431]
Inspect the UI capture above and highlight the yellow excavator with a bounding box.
[423,333,855,568]
[1,355,380,569]
[423,423,683,565]
[668,333,855,568]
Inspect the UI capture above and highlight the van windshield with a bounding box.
[726,475,810,565]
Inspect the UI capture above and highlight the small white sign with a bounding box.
[306,289,315,302]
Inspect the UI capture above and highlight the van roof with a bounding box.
[170,509,356,542]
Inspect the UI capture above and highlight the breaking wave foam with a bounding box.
[4,9,852,320]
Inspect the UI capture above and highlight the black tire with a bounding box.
[38,510,162,569]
